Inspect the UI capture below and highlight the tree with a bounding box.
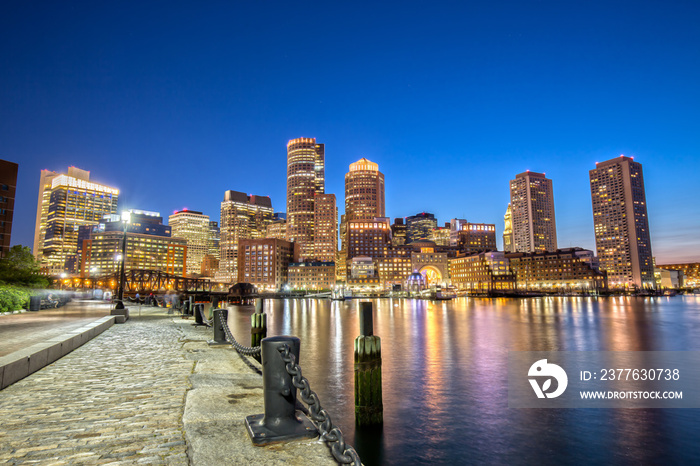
[0,245,49,287]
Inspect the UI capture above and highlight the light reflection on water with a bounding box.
[228,296,700,465]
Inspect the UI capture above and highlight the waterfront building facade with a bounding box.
[506,248,607,292]
[655,262,699,287]
[590,156,655,289]
[288,261,335,290]
[80,211,186,277]
[449,251,517,293]
[406,212,437,243]
[432,225,451,246]
[237,238,298,291]
[218,190,273,283]
[449,219,468,247]
[33,167,119,275]
[286,138,324,259]
[169,209,210,277]
[0,159,18,258]
[510,171,557,253]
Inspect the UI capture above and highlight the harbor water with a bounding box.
[227,296,700,465]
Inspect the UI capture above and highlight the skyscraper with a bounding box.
[590,156,654,289]
[509,171,557,253]
[33,167,119,275]
[314,193,337,263]
[406,212,437,243]
[503,204,514,253]
[169,209,211,277]
[344,158,385,222]
[0,160,18,258]
[286,137,324,259]
[218,190,273,283]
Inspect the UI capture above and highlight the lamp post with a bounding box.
[112,212,131,317]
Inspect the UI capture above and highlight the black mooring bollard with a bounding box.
[208,308,229,346]
[245,336,318,445]
[355,301,383,426]
[251,298,267,348]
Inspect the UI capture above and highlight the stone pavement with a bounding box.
[0,306,337,465]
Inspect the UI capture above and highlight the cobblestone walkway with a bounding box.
[0,313,194,465]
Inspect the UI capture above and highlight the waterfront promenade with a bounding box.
[0,303,335,465]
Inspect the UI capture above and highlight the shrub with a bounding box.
[0,285,32,313]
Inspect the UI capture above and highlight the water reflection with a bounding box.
[227,297,700,465]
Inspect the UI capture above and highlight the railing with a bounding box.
[215,311,360,465]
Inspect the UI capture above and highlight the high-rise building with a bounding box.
[218,190,273,283]
[207,221,220,259]
[286,138,324,259]
[590,156,654,289]
[391,218,407,246]
[510,171,557,253]
[169,209,210,277]
[432,225,451,246]
[314,193,337,262]
[344,158,385,222]
[33,167,119,275]
[0,160,18,258]
[449,219,467,247]
[503,204,514,253]
[406,212,437,243]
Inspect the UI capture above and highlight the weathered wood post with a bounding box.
[251,298,267,348]
[355,301,383,426]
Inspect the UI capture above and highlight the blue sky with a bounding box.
[2,1,699,263]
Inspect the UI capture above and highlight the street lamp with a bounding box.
[113,211,131,313]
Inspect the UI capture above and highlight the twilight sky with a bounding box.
[2,1,699,263]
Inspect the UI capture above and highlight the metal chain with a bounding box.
[278,344,361,466]
[220,315,262,356]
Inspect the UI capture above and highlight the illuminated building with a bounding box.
[655,262,699,287]
[406,212,437,243]
[169,209,211,277]
[506,248,607,292]
[288,262,335,290]
[590,156,655,289]
[0,160,18,258]
[314,193,337,262]
[218,190,273,283]
[237,238,298,291]
[377,247,412,289]
[208,221,220,259]
[431,224,451,246]
[654,267,683,289]
[456,223,497,254]
[391,218,407,246]
[344,158,385,222]
[286,138,324,259]
[80,211,186,277]
[449,251,516,293]
[33,167,119,275]
[410,242,449,287]
[510,171,557,253]
[345,218,391,286]
[265,218,287,240]
[503,204,514,253]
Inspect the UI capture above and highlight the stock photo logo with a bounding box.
[528,359,568,399]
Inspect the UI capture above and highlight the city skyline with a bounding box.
[3,2,700,263]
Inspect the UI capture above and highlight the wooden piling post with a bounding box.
[355,301,383,426]
[251,298,267,348]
